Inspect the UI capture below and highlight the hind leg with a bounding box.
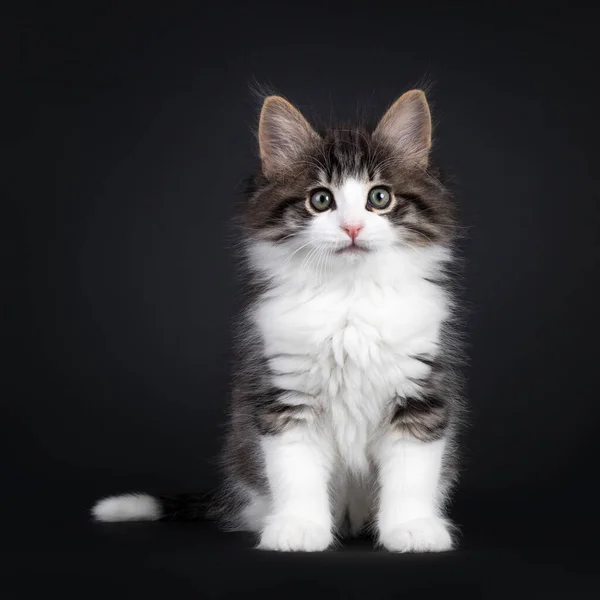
[347,476,373,536]
[238,487,271,532]
[331,468,350,535]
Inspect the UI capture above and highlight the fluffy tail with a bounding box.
[91,492,212,522]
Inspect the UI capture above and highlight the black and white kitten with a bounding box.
[93,90,465,553]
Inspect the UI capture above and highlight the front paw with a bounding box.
[379,517,453,553]
[258,515,333,552]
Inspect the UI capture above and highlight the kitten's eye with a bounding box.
[368,187,391,210]
[309,189,334,212]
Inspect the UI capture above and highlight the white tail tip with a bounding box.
[92,493,162,522]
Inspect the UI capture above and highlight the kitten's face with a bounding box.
[243,91,454,264]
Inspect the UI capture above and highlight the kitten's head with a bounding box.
[242,91,455,264]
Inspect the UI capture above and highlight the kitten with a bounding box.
[92,90,466,553]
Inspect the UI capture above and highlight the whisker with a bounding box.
[317,246,330,286]
[284,239,315,267]
[300,245,321,272]
[403,226,436,245]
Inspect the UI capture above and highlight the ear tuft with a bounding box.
[258,96,319,179]
[373,90,432,167]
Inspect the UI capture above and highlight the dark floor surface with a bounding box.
[3,488,599,599]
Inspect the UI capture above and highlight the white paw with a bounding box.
[380,517,453,553]
[258,515,333,552]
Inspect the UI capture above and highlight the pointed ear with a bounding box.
[373,90,432,167]
[258,96,320,179]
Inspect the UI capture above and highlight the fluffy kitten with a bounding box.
[93,90,466,553]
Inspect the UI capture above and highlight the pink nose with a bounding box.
[342,224,363,240]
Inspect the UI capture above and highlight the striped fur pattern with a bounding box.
[92,90,466,553]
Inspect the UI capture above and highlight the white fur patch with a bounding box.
[251,242,449,477]
[246,209,452,538]
[92,493,161,522]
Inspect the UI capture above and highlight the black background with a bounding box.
[4,1,600,597]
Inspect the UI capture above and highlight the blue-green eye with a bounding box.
[368,187,391,209]
[309,189,334,212]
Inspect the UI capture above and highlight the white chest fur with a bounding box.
[251,244,451,473]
